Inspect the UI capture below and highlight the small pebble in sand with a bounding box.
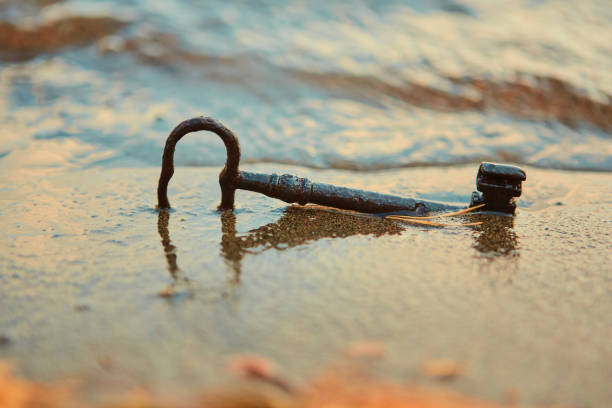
[0,336,10,347]
[227,354,276,379]
[504,387,521,405]
[97,355,114,371]
[420,358,465,380]
[227,354,292,392]
[157,286,174,298]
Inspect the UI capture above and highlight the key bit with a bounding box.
[470,162,526,214]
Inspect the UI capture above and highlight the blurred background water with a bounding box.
[0,0,610,172]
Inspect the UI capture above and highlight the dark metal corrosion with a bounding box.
[235,171,448,214]
[157,117,526,215]
[470,162,527,214]
[157,116,240,209]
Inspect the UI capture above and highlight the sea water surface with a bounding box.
[1,0,611,171]
[1,0,611,406]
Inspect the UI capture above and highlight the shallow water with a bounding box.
[1,0,612,406]
[1,0,611,171]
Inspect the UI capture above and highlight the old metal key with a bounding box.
[157,117,526,215]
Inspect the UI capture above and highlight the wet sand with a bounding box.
[0,163,610,407]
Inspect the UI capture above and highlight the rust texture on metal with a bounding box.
[470,162,527,214]
[235,171,448,215]
[157,117,525,215]
[157,116,240,209]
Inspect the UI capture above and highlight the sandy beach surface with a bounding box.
[1,163,610,406]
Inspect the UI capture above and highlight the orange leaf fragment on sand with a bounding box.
[226,354,291,393]
[301,369,500,408]
[227,354,277,380]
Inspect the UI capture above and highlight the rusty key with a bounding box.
[157,117,526,215]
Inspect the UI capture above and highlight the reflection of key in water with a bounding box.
[220,205,403,277]
[468,214,520,282]
[156,210,239,300]
[156,209,191,298]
